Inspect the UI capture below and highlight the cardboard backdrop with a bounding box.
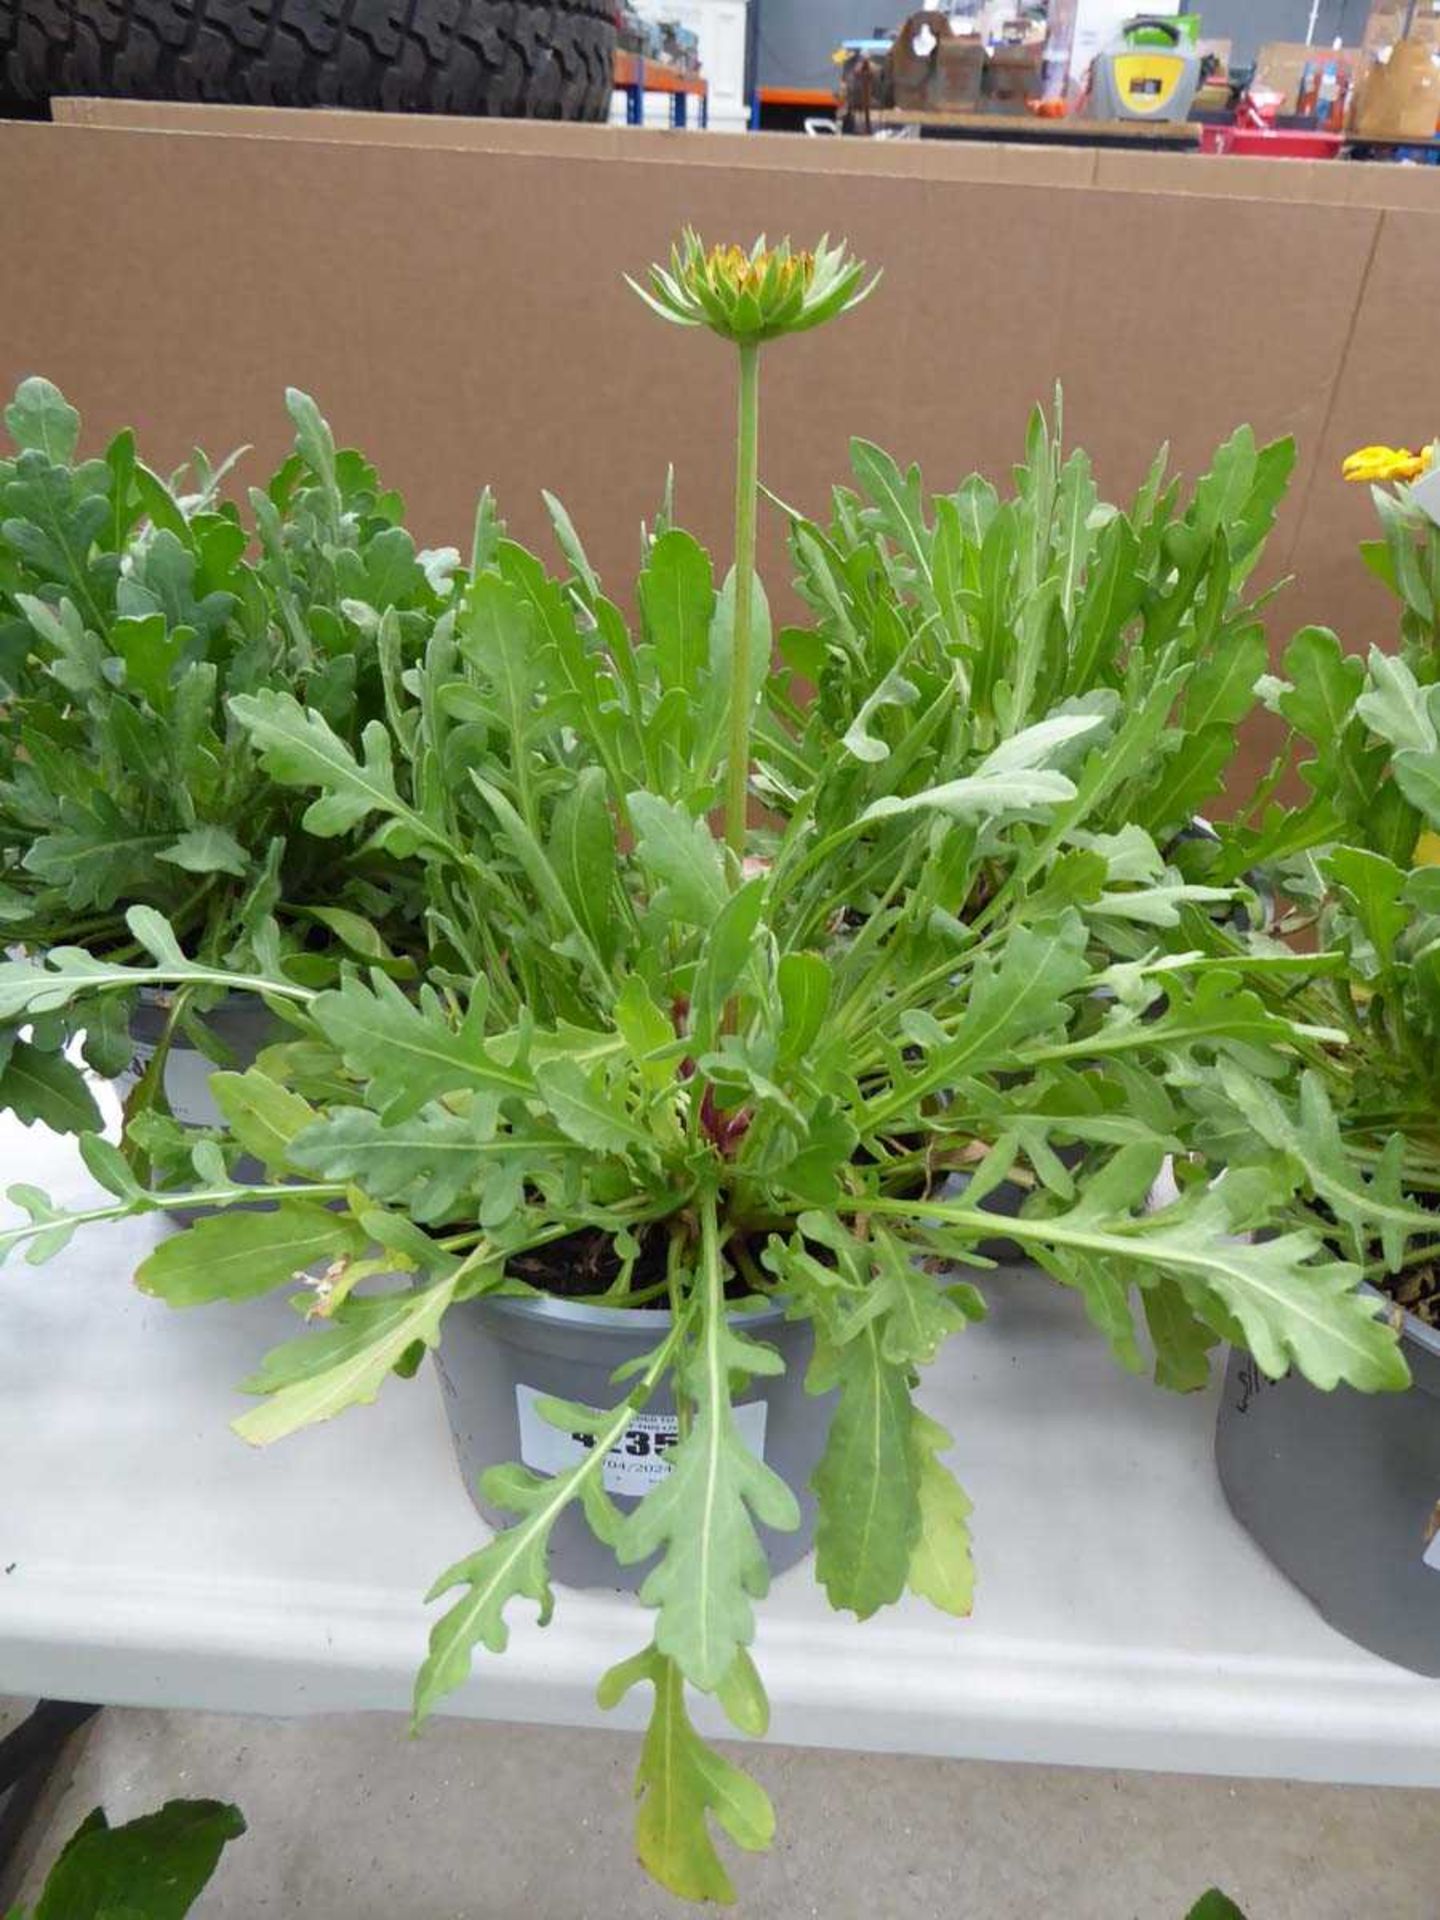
[8,112,1440,800]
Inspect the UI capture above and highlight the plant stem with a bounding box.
[0,1182,352,1262]
[724,341,761,867]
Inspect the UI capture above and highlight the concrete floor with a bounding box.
[4,1704,1440,1918]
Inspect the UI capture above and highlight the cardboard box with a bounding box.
[1364,0,1440,56]
[7,112,1440,800]
[1353,37,1440,138]
[48,96,1440,209]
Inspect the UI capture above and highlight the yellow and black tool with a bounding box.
[1088,15,1201,122]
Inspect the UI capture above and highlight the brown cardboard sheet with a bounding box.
[51,95,1440,210]
[5,115,1437,798]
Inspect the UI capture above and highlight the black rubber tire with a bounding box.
[0,0,618,120]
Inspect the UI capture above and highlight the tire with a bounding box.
[0,0,618,121]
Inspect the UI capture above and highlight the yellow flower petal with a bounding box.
[1342,442,1434,483]
[1413,830,1440,868]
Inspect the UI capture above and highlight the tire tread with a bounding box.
[0,0,617,119]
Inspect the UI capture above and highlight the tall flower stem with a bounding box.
[724,340,761,867]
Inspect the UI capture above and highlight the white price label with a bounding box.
[515,1384,767,1498]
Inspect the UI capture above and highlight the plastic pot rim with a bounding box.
[473,1288,789,1335]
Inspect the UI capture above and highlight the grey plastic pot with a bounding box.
[121,990,276,1130]
[118,992,279,1223]
[1214,1292,1440,1676]
[434,1290,831,1591]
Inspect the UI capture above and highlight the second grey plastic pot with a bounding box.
[121,990,278,1130]
[435,1290,831,1591]
[118,992,279,1221]
[1215,1292,1440,1676]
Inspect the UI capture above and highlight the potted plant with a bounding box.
[1208,441,1440,1676]
[0,238,1407,1903]
[0,379,447,1157]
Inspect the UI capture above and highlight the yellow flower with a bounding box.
[628,230,876,346]
[1342,443,1435,485]
[1414,830,1440,868]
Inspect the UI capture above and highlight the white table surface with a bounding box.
[3,1106,1439,1784]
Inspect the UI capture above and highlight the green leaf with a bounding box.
[157,825,249,878]
[628,792,728,928]
[416,1359,671,1721]
[1323,845,1409,972]
[284,388,339,504]
[841,666,919,764]
[1218,1064,1433,1271]
[542,488,600,598]
[616,1209,797,1690]
[5,377,80,463]
[638,528,714,695]
[1079,965,1317,1068]
[233,1272,458,1445]
[415,1464,564,1717]
[1275,627,1372,816]
[31,1798,245,1920]
[1355,648,1436,755]
[1185,1895,1248,1920]
[837,1227,977,1367]
[534,1057,651,1158]
[310,974,530,1122]
[229,690,409,839]
[713,1646,770,1739]
[471,774,610,987]
[811,1322,918,1618]
[1086,874,1234,929]
[598,1645,774,1905]
[851,439,931,576]
[1142,1274,1216,1393]
[1392,742,1440,831]
[1184,624,1268,732]
[548,766,619,967]
[79,1132,147,1203]
[906,1410,973,1617]
[693,566,772,780]
[907,1170,1408,1395]
[975,709,1112,776]
[614,973,677,1089]
[303,907,403,964]
[1142,1188,1406,1392]
[23,794,169,912]
[774,1099,859,1207]
[0,1041,102,1134]
[692,876,766,1043]
[872,917,1091,1121]
[456,570,542,747]
[860,767,1074,825]
[208,1069,318,1171]
[0,1182,82,1268]
[110,612,187,711]
[135,1201,367,1308]
[288,1101,539,1226]
[776,951,830,1069]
